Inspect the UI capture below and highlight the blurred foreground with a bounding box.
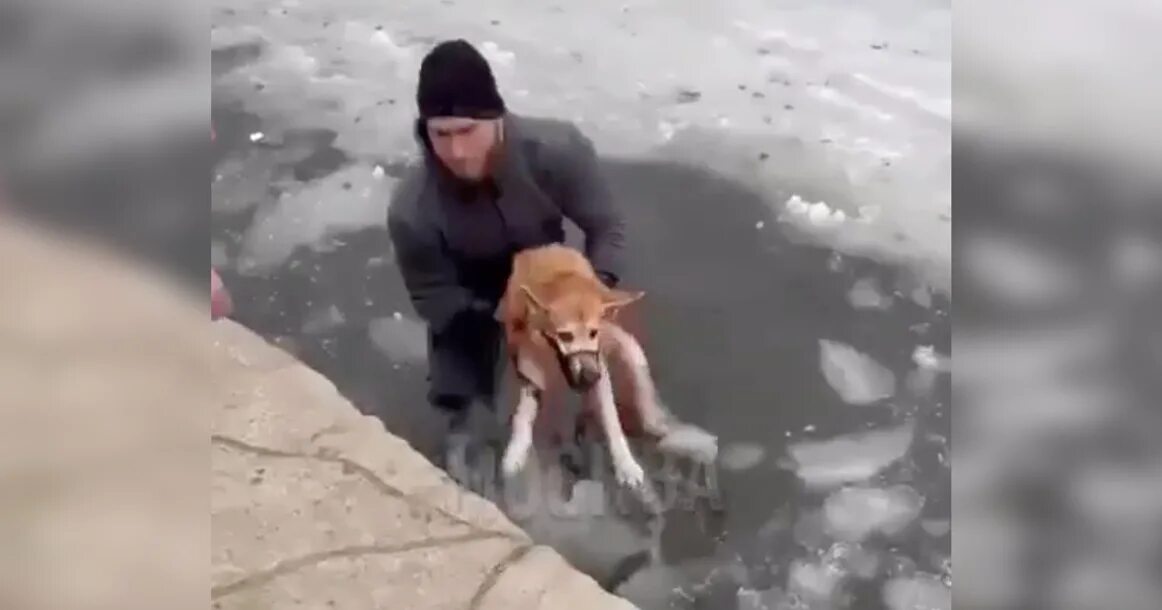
[0,218,207,609]
[954,1,1162,608]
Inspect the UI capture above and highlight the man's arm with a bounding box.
[552,126,627,287]
[388,207,481,335]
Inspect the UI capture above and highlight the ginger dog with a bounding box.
[497,244,674,489]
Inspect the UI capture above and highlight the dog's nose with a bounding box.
[566,355,602,391]
[575,366,601,390]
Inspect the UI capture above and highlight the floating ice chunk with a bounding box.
[849,277,893,310]
[911,286,933,309]
[372,165,385,178]
[824,541,880,579]
[302,304,346,335]
[719,442,765,471]
[657,423,718,463]
[249,131,264,142]
[368,315,428,363]
[823,485,924,541]
[819,340,896,405]
[755,220,765,229]
[789,559,844,602]
[787,421,915,488]
[912,345,950,371]
[883,574,951,610]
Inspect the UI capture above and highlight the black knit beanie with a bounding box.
[416,39,506,120]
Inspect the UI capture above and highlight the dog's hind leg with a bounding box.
[602,322,674,438]
[604,322,720,465]
[585,358,647,490]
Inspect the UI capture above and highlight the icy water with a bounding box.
[212,98,950,609]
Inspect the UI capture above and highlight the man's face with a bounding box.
[426,117,499,181]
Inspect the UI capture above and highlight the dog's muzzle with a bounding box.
[563,351,602,391]
[543,332,602,391]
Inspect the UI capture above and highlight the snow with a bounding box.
[823,485,924,541]
[787,420,915,488]
[818,339,896,405]
[211,0,950,291]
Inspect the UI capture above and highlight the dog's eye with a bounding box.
[588,329,598,339]
[557,331,574,343]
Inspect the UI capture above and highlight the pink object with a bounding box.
[211,267,233,320]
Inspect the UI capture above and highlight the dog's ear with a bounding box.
[601,288,645,317]
[519,285,550,315]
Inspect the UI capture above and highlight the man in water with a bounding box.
[387,39,627,471]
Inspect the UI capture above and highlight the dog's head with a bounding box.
[520,281,644,391]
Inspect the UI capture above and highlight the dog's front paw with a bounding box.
[501,442,530,478]
[613,454,647,490]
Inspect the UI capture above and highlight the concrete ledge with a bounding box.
[208,317,639,609]
[0,218,634,609]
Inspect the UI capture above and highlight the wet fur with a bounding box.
[497,244,673,489]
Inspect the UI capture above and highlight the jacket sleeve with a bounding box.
[552,126,627,286]
[387,204,475,335]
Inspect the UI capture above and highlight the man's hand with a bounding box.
[211,267,233,320]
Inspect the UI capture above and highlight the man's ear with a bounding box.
[601,288,645,316]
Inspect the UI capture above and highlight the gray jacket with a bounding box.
[387,114,626,336]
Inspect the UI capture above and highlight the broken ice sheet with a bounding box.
[883,573,951,610]
[367,315,428,363]
[819,340,896,405]
[657,423,718,463]
[719,441,765,471]
[823,485,924,542]
[912,345,950,371]
[788,559,844,603]
[787,421,915,488]
[849,277,893,310]
[302,304,346,335]
[824,541,880,580]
